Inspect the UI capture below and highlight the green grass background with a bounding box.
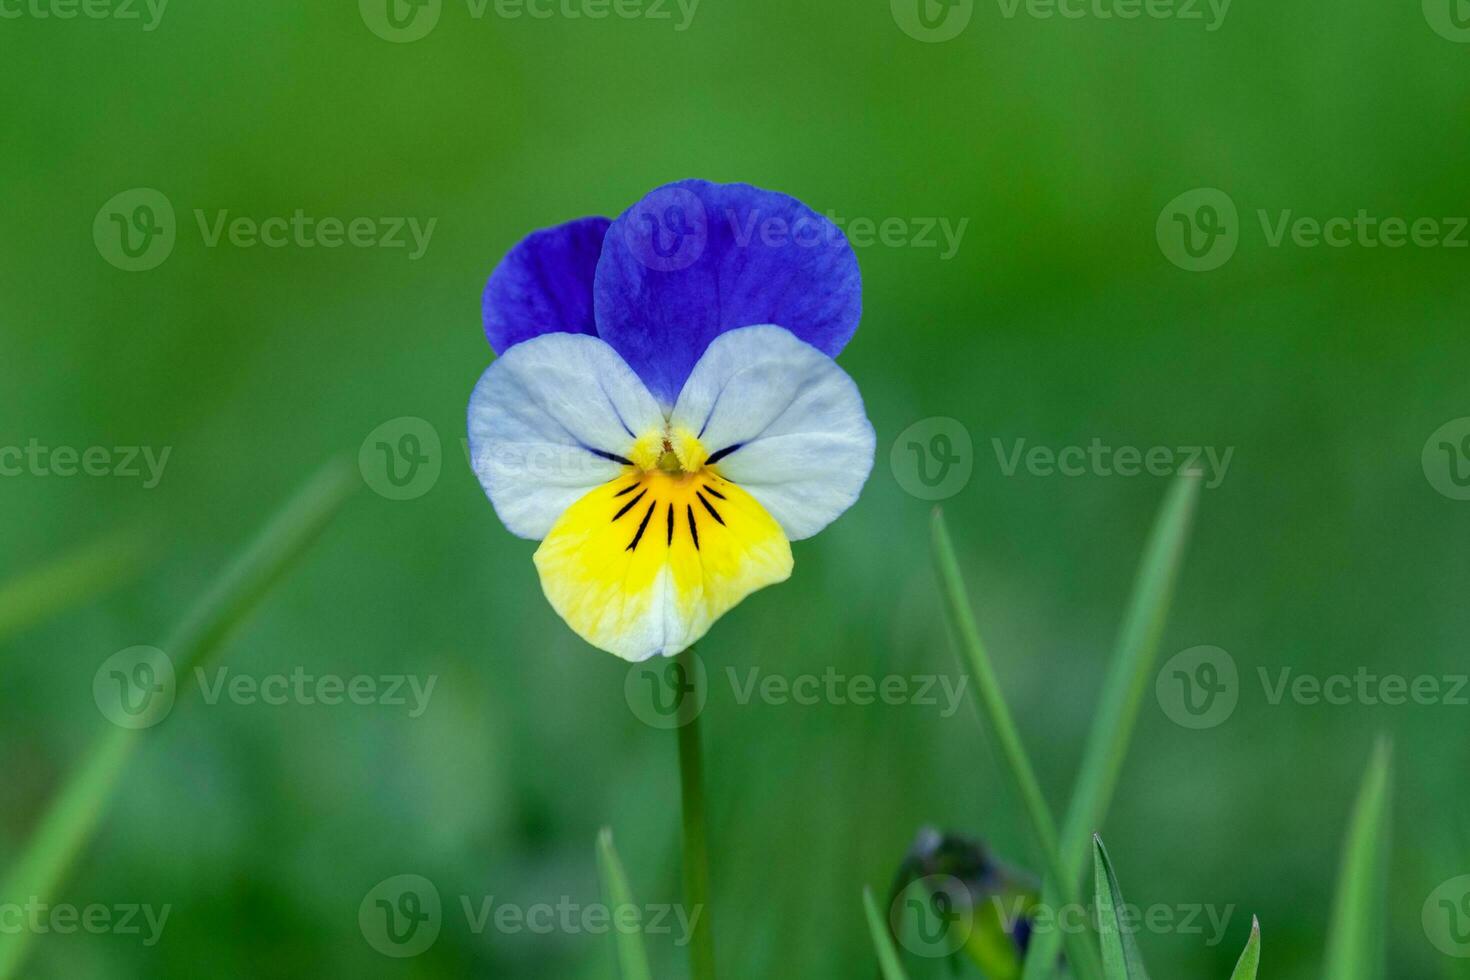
[2,0,1469,975]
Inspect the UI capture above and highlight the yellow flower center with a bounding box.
[631,425,709,476]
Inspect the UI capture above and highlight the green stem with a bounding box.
[676,645,715,980]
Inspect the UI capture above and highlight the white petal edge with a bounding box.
[467,333,665,539]
[671,325,876,541]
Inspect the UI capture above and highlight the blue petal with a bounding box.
[593,180,862,406]
[483,215,610,354]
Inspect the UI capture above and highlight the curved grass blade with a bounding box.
[1092,836,1149,980]
[1024,473,1200,980]
[1322,737,1393,980]
[931,510,1104,980]
[596,828,653,980]
[862,886,911,980]
[0,530,151,645]
[1228,915,1261,980]
[0,459,358,980]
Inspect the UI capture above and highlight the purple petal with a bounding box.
[593,180,862,405]
[483,215,610,354]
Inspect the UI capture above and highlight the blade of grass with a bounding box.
[1322,737,1393,980]
[596,828,653,980]
[1024,474,1200,980]
[1228,916,1261,980]
[1092,836,1150,980]
[862,886,912,980]
[931,509,1104,980]
[0,530,152,645]
[0,458,358,980]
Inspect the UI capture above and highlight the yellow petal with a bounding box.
[533,469,793,661]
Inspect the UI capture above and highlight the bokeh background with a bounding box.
[3,0,1469,976]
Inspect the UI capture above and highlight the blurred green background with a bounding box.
[3,0,1469,976]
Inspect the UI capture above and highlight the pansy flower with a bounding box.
[468,180,875,662]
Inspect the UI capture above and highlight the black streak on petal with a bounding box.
[696,491,726,526]
[703,485,727,501]
[626,502,656,552]
[686,505,701,550]
[613,481,641,497]
[706,444,741,466]
[612,488,647,521]
[666,503,674,545]
[589,448,634,466]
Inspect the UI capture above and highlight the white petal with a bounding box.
[468,334,665,539]
[671,325,875,541]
